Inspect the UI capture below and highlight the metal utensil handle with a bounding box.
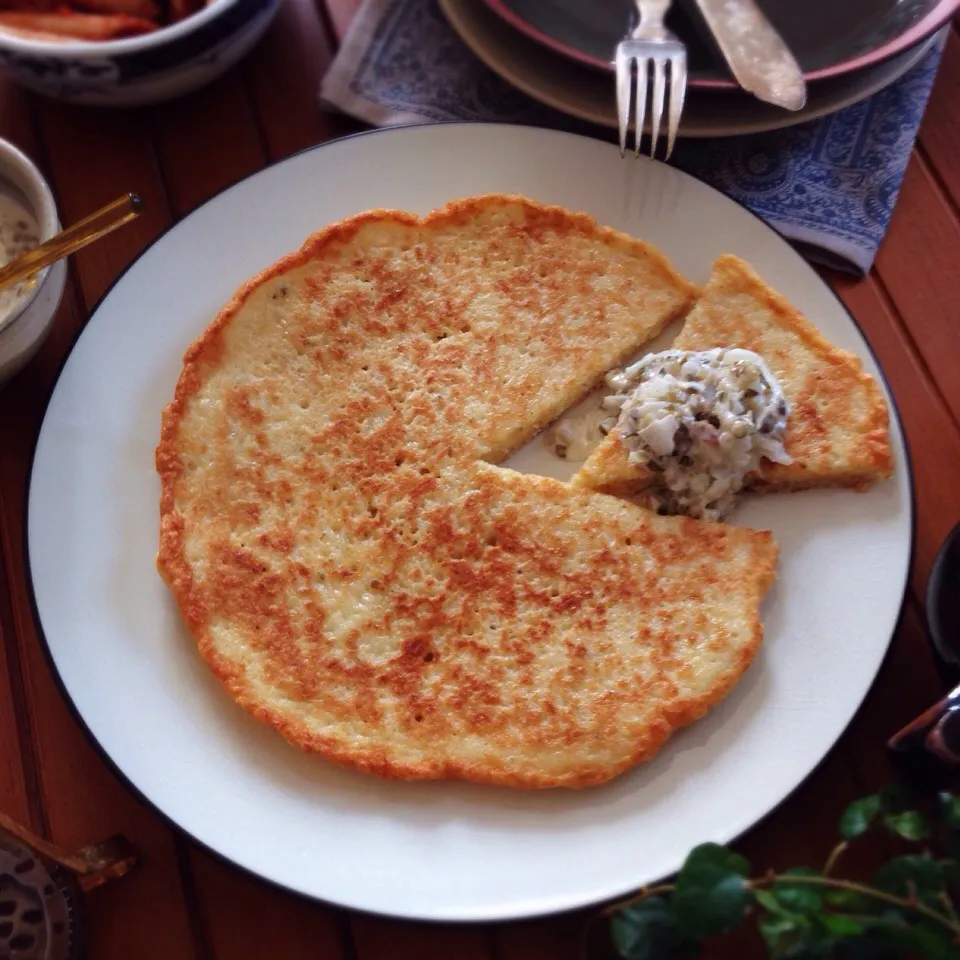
[0,192,142,293]
[888,684,960,762]
[0,807,137,891]
[926,708,960,764]
[631,0,671,41]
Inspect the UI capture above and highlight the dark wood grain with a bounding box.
[0,4,954,958]
[495,912,589,960]
[0,531,34,832]
[842,597,945,790]
[322,0,358,43]
[0,77,45,836]
[918,24,960,213]
[873,153,960,430]
[832,270,960,591]
[187,850,344,960]
[32,102,171,309]
[350,918,494,960]
[243,0,340,159]
[152,73,265,218]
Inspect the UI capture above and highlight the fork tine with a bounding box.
[649,56,666,160]
[665,51,687,161]
[633,57,648,157]
[616,53,632,158]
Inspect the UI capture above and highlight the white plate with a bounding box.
[27,123,911,922]
[440,0,939,137]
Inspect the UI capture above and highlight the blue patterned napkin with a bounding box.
[321,0,944,274]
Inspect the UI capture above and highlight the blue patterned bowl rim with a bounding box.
[0,0,250,57]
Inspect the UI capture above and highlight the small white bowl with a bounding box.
[0,0,279,106]
[0,139,66,387]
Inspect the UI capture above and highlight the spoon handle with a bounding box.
[0,192,142,293]
[888,684,960,789]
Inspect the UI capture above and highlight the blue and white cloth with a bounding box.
[321,0,944,274]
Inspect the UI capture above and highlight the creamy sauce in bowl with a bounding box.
[0,185,40,321]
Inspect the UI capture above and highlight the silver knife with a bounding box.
[690,0,807,111]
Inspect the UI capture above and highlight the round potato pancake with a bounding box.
[156,195,776,788]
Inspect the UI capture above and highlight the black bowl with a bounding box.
[926,520,960,687]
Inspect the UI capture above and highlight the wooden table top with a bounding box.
[0,2,958,957]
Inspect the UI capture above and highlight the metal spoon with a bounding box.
[0,192,142,293]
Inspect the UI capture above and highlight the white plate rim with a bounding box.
[22,122,916,922]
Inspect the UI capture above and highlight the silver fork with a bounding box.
[614,0,688,160]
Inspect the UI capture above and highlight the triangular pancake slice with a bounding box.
[570,254,893,499]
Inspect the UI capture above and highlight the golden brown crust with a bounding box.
[571,254,893,498]
[157,195,775,788]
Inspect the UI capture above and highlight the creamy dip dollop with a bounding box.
[602,348,792,520]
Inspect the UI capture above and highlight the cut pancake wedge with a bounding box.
[571,254,893,499]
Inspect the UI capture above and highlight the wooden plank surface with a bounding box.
[0,1,955,957]
[152,74,265,218]
[0,75,43,837]
[351,919,494,960]
[833,271,960,592]
[243,0,342,158]
[322,0,359,43]
[919,23,960,212]
[873,154,960,431]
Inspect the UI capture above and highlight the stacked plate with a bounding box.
[439,0,959,137]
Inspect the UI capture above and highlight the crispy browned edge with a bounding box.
[155,194,773,788]
[720,256,893,490]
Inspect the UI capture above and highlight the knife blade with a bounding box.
[689,0,807,111]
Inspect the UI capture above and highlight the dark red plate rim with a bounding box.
[479,0,960,88]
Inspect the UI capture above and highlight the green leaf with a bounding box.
[835,934,907,960]
[840,796,881,839]
[824,888,875,913]
[879,784,912,814]
[817,913,915,958]
[817,914,870,937]
[874,855,945,907]
[946,831,960,862]
[775,888,823,918]
[912,922,960,960]
[773,870,823,916]
[938,793,960,830]
[882,810,931,842]
[942,859,960,889]
[878,920,960,960]
[758,913,808,959]
[673,843,751,939]
[831,912,927,960]
[755,888,798,919]
[609,898,682,960]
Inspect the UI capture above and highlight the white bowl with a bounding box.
[0,139,65,387]
[0,0,279,106]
